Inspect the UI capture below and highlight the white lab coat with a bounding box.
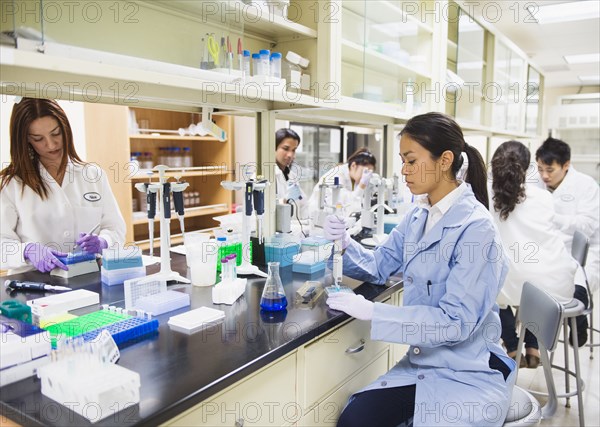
[307,164,364,220]
[340,184,515,426]
[1,161,126,274]
[548,167,600,293]
[274,164,307,219]
[491,184,577,306]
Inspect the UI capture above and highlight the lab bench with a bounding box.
[0,254,403,426]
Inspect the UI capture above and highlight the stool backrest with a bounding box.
[519,282,564,352]
[572,230,589,268]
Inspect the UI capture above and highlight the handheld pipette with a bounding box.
[145,183,157,257]
[5,280,72,292]
[73,222,101,252]
[333,204,344,290]
[172,188,186,241]
[253,178,267,244]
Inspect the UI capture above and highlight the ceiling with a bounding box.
[463,0,600,88]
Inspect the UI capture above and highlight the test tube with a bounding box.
[270,52,282,79]
[242,50,251,79]
[227,254,237,281]
[252,53,260,76]
[259,49,270,76]
[221,257,229,283]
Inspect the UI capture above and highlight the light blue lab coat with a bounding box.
[341,185,516,426]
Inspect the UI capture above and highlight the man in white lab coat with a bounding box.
[274,128,307,218]
[536,137,600,346]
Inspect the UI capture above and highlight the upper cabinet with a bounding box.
[341,0,435,115]
[446,7,488,126]
[525,66,544,135]
[492,40,527,133]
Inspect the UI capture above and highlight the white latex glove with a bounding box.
[358,169,373,189]
[326,292,374,321]
[323,214,350,249]
[286,181,303,201]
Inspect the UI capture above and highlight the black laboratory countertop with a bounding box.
[0,254,402,426]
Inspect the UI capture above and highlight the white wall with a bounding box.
[233,115,257,207]
[1,97,87,168]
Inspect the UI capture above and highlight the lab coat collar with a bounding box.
[405,184,477,265]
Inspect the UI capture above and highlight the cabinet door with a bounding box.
[167,353,296,427]
[302,318,388,409]
[298,351,389,427]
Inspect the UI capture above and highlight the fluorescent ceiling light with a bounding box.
[564,53,600,64]
[579,75,600,82]
[528,1,600,24]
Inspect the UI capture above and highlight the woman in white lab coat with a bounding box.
[0,98,126,274]
[307,147,376,229]
[490,140,577,368]
[274,128,308,217]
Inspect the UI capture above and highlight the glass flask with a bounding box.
[260,262,288,311]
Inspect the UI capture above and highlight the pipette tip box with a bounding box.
[27,289,100,319]
[51,259,99,278]
[135,290,190,315]
[168,307,225,334]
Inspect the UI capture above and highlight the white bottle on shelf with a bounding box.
[183,147,193,167]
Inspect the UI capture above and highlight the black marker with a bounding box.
[427,280,431,296]
[4,280,72,292]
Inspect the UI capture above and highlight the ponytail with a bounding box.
[463,143,489,210]
[490,140,529,220]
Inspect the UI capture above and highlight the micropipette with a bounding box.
[253,178,267,244]
[333,204,344,290]
[5,280,72,292]
[145,183,157,257]
[73,222,101,253]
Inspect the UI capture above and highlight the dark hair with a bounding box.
[275,128,300,148]
[347,147,376,168]
[401,112,489,209]
[491,141,529,220]
[0,98,83,199]
[535,137,571,166]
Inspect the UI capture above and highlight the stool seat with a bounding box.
[503,386,541,426]
[563,299,585,316]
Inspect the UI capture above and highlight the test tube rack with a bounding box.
[43,306,158,348]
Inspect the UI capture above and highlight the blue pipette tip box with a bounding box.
[57,252,96,265]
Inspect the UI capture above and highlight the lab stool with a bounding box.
[503,386,541,426]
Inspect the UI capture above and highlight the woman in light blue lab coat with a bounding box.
[324,112,515,427]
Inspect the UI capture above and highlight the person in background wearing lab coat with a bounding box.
[274,128,307,216]
[324,112,514,427]
[307,147,376,228]
[0,98,126,275]
[536,137,598,346]
[490,141,577,369]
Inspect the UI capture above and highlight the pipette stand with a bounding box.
[361,176,393,247]
[220,179,269,278]
[136,165,190,284]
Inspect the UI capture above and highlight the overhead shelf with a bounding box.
[342,39,431,80]
[145,0,317,40]
[343,0,434,33]
[130,134,220,142]
[131,168,232,181]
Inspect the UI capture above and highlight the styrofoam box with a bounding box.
[168,307,225,334]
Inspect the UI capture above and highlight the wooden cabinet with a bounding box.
[128,107,233,248]
[83,104,233,247]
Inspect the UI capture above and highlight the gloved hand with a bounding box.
[358,169,373,189]
[323,214,350,249]
[286,181,303,201]
[24,243,68,273]
[76,233,108,255]
[327,292,374,321]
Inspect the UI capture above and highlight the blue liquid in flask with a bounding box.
[260,262,288,312]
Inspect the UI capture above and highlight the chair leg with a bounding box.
[515,325,526,376]
[563,319,571,408]
[570,316,585,427]
[539,341,558,419]
[590,312,594,360]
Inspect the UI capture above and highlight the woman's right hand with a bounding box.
[24,243,68,273]
[324,215,350,249]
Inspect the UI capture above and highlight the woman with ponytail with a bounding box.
[322,113,515,426]
[491,140,577,369]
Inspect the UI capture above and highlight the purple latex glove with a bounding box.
[324,214,350,249]
[358,168,373,189]
[24,243,68,273]
[76,233,108,255]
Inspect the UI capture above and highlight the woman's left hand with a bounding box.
[326,292,374,321]
[76,232,108,254]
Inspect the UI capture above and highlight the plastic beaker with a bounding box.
[260,262,287,311]
[187,240,219,286]
[184,232,210,268]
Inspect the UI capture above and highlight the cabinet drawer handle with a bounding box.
[345,339,366,354]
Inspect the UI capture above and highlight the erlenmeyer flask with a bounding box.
[260,262,287,311]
